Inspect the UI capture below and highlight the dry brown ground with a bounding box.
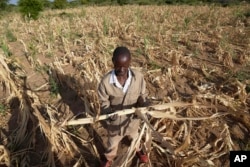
[0,4,250,167]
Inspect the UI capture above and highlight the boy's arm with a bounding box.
[98,82,118,121]
[98,82,111,114]
[137,77,149,107]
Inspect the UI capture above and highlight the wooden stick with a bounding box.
[62,103,226,126]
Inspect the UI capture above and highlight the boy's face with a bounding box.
[113,54,130,77]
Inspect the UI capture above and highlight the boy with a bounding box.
[98,46,148,167]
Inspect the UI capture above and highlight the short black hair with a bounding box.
[112,46,131,61]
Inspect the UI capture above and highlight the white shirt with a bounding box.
[109,69,132,93]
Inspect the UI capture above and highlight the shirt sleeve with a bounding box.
[98,81,112,114]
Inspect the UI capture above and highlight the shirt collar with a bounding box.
[109,69,132,93]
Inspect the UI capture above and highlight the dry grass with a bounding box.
[0,4,250,167]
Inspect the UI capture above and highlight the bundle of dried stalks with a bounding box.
[64,102,225,126]
[0,53,35,166]
[63,100,227,166]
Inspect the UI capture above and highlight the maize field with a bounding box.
[0,4,250,167]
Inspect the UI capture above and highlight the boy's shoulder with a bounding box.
[130,68,144,78]
[100,70,112,84]
[100,68,144,84]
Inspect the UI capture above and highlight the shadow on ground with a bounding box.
[52,69,107,166]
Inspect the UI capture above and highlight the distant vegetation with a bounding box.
[0,0,249,19]
[18,0,44,19]
[0,0,9,10]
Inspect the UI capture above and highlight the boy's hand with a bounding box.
[109,113,118,121]
[136,96,144,107]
